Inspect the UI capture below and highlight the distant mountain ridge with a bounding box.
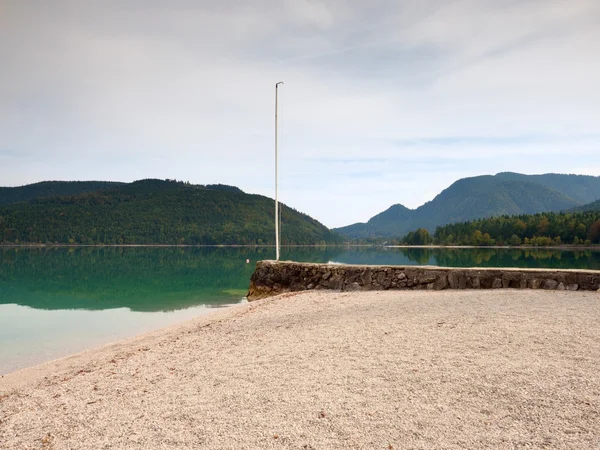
[0,179,342,245]
[0,181,125,205]
[573,198,600,212]
[334,172,600,239]
[492,172,600,204]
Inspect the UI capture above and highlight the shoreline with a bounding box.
[385,244,600,250]
[0,301,245,377]
[0,300,254,391]
[2,289,599,449]
[1,243,599,250]
[0,244,340,248]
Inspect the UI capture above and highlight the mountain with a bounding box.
[335,173,600,239]
[335,204,415,238]
[0,179,342,245]
[494,172,600,204]
[573,198,600,212]
[0,181,125,205]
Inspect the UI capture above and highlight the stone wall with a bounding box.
[247,260,600,301]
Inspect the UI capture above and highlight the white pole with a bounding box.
[275,81,283,261]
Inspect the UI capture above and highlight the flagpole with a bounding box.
[275,81,283,261]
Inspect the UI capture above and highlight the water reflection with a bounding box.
[1,246,599,313]
[1,245,599,374]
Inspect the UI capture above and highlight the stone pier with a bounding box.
[247,260,600,301]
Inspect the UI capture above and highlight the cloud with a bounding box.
[1,0,599,227]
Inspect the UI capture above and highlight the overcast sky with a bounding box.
[1,0,599,228]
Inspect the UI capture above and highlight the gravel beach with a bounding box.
[1,289,599,449]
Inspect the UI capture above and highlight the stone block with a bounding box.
[360,270,372,287]
[345,282,361,292]
[543,279,559,290]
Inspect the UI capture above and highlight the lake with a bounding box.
[2,246,600,374]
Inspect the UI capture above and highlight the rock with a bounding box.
[492,278,502,289]
[345,282,361,292]
[382,277,392,289]
[578,275,600,291]
[543,279,559,290]
[431,276,448,290]
[447,272,457,288]
[420,276,437,285]
[567,283,579,291]
[398,272,407,280]
[320,274,343,290]
[557,282,565,290]
[360,270,372,287]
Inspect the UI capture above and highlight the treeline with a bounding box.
[399,211,600,246]
[0,181,124,205]
[0,179,343,245]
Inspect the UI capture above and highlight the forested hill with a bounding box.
[573,198,600,212]
[335,173,600,239]
[401,210,600,246]
[0,179,342,245]
[0,181,125,205]
[493,172,600,204]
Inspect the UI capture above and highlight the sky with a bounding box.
[1,0,599,228]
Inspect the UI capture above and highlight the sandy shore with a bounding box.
[1,289,599,449]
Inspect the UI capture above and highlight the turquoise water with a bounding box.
[1,246,599,374]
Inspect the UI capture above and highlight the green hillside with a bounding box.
[0,179,342,245]
[335,204,415,238]
[494,172,600,204]
[414,178,577,223]
[573,198,600,212]
[335,173,600,239]
[421,210,600,246]
[0,181,124,205]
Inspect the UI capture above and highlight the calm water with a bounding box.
[1,246,599,374]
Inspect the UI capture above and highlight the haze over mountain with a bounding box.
[0,179,342,245]
[335,173,600,239]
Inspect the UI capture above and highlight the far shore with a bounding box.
[0,243,337,248]
[2,289,599,449]
[385,244,600,250]
[1,243,599,250]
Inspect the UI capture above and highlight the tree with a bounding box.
[589,219,600,244]
[509,234,522,246]
[514,219,527,234]
[537,216,550,234]
[403,228,432,245]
